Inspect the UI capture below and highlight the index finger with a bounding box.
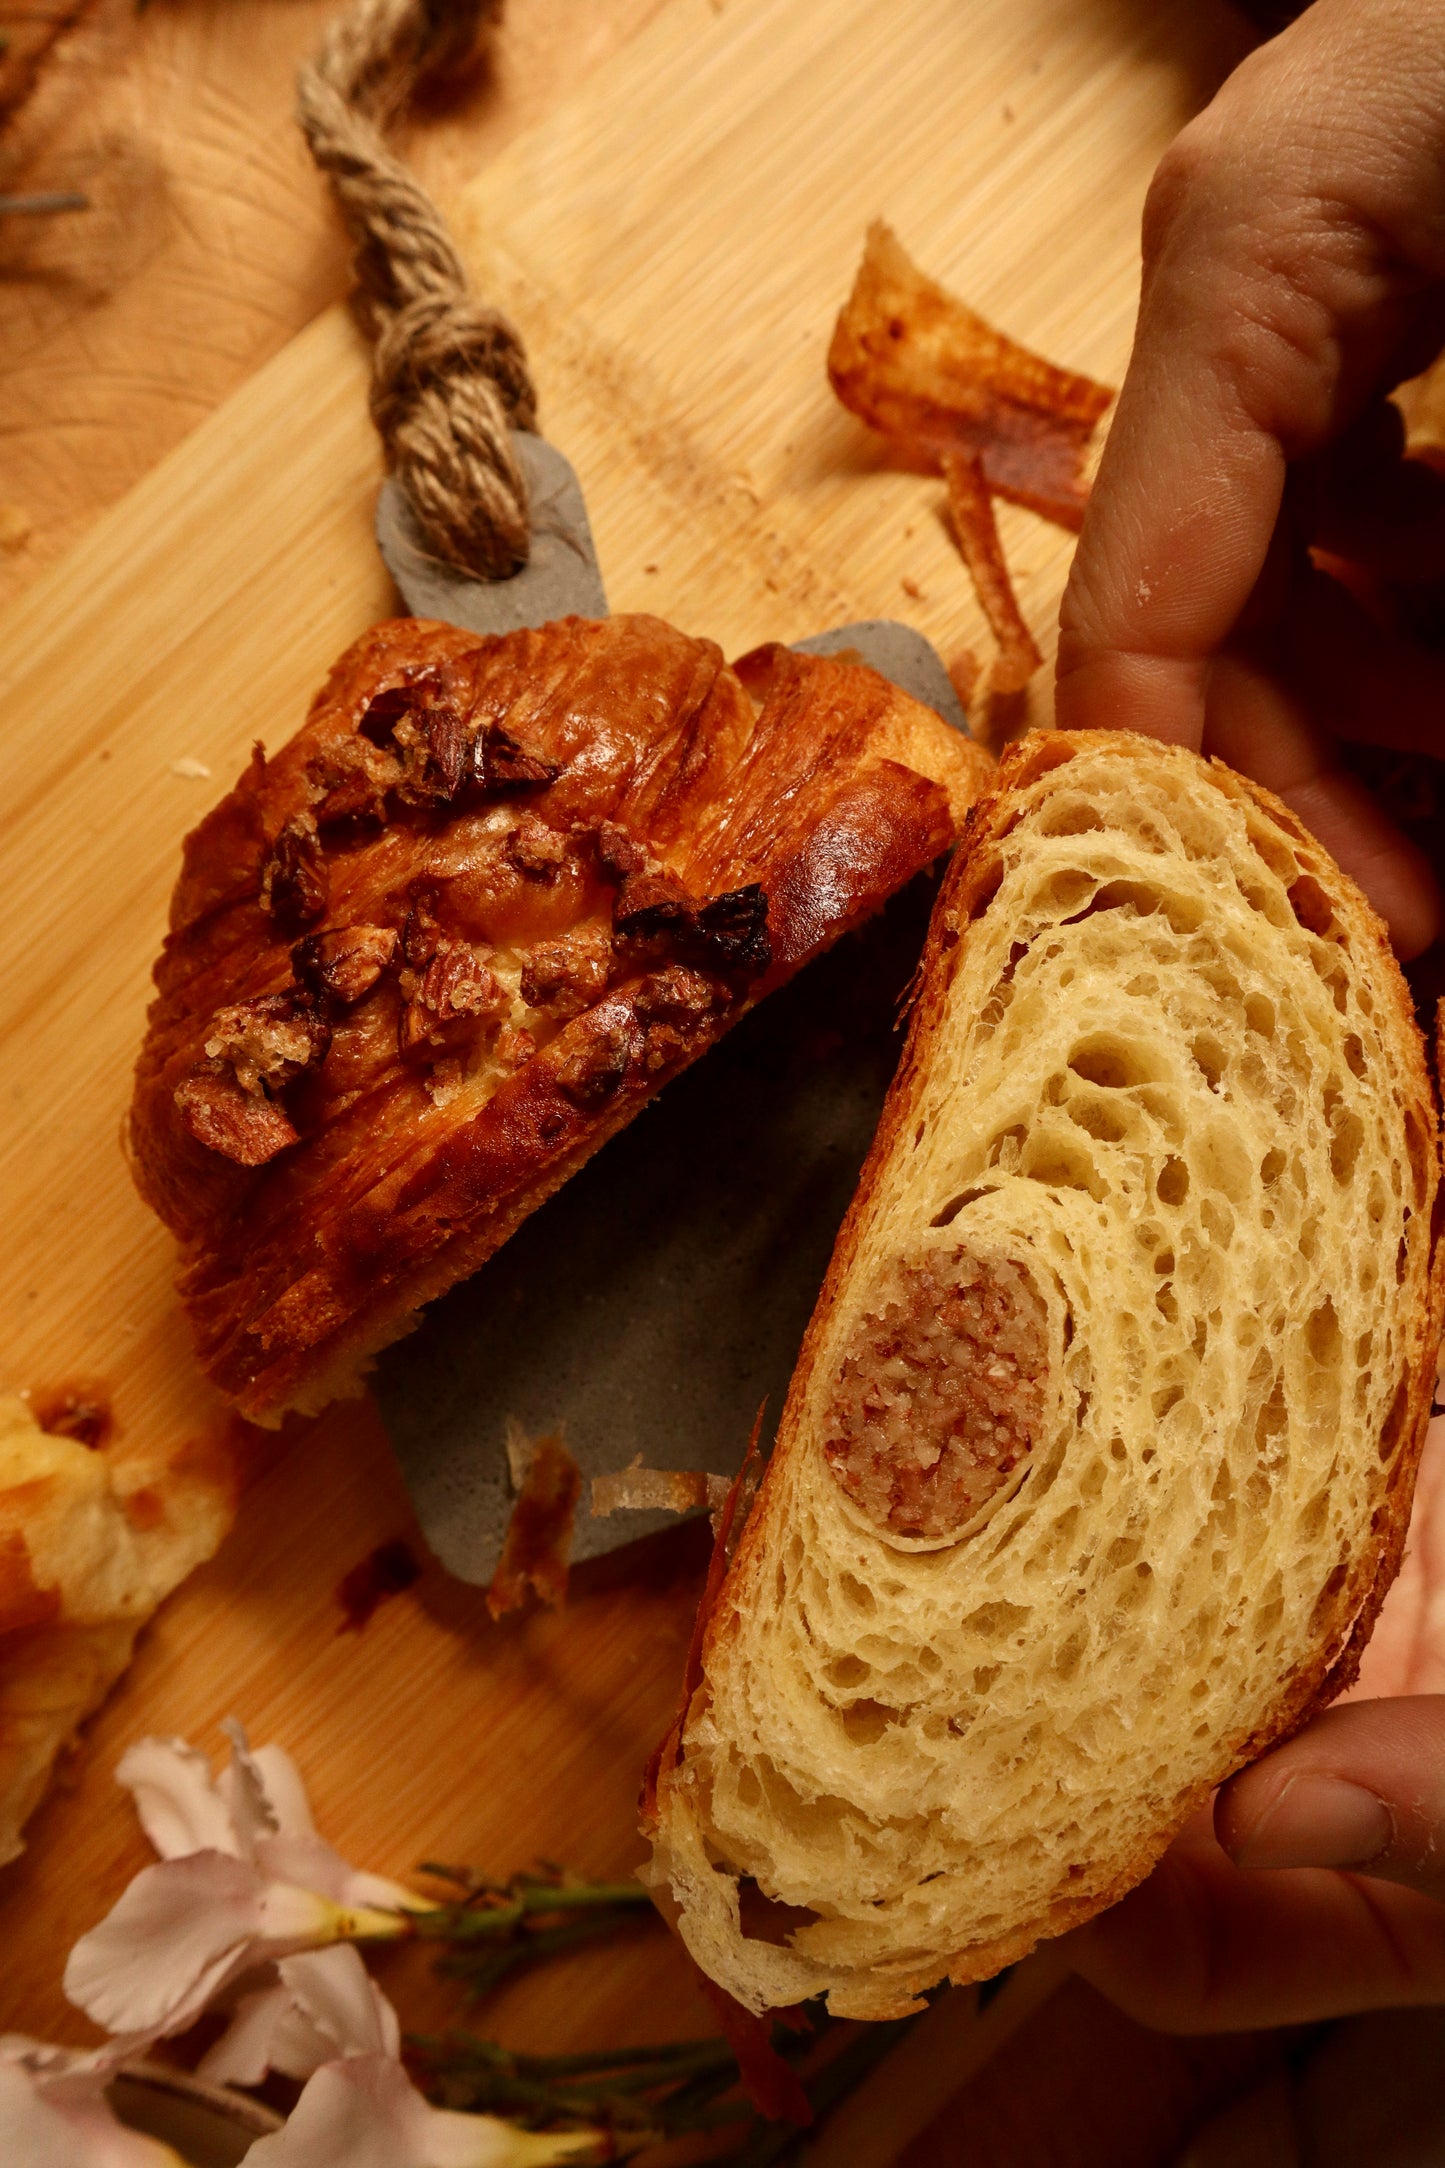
[1057,2,1445,741]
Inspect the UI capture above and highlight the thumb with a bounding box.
[1218,1697,1445,1901]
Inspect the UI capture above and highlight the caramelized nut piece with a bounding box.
[203,992,331,1095]
[259,814,328,932]
[305,738,399,831]
[633,965,720,1069]
[554,1018,640,1109]
[495,1024,537,1071]
[592,819,647,883]
[357,677,435,746]
[392,703,471,811]
[506,814,569,880]
[520,927,612,1019]
[614,867,695,944]
[476,722,561,794]
[401,883,444,971]
[292,924,398,1008]
[685,884,771,975]
[398,938,504,1057]
[175,1062,300,1166]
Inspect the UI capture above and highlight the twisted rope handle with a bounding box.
[298,0,538,578]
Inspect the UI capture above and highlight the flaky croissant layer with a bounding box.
[645,731,1443,2020]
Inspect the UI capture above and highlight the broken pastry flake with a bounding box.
[828,222,1114,531]
[591,1461,731,1524]
[485,1423,582,1620]
[943,451,1044,696]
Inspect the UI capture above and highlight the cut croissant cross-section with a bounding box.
[130,613,992,1422]
[643,730,1444,2022]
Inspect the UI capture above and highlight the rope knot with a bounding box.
[298,0,537,580]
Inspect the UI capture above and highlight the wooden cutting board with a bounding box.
[0,0,1250,2105]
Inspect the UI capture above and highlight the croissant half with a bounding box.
[644,731,1444,2020]
[129,614,989,1420]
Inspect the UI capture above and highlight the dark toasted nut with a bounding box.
[392,702,471,811]
[553,1018,640,1109]
[592,819,647,883]
[506,814,569,880]
[633,965,721,1070]
[203,992,332,1095]
[292,924,398,1008]
[305,738,399,831]
[398,937,505,1057]
[175,1062,300,1166]
[519,927,612,1019]
[357,679,433,746]
[401,883,443,970]
[633,964,720,1026]
[476,722,561,794]
[683,884,771,976]
[495,1024,537,1070]
[613,867,696,944]
[259,814,328,932]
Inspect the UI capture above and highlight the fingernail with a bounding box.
[1232,1773,1394,1871]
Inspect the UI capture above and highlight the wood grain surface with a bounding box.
[0,0,668,607]
[0,0,1255,2146]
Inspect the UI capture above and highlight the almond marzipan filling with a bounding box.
[823,1245,1048,1539]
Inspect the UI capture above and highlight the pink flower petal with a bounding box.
[247,1742,318,1840]
[256,1831,422,1915]
[114,1738,239,1863]
[64,1852,265,2036]
[217,1722,281,1861]
[0,2060,184,2168]
[280,1947,400,2061]
[198,1979,333,2087]
[242,2056,599,2168]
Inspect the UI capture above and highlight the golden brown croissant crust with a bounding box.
[130,613,988,1419]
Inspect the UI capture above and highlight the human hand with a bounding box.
[1057,0,1445,958]
[1067,1411,1445,2031]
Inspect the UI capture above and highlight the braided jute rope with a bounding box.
[298,0,538,577]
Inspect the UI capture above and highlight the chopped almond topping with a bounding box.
[305,738,399,831]
[175,1063,301,1166]
[292,924,398,1008]
[203,992,331,1095]
[520,927,613,1020]
[398,938,505,1058]
[506,814,569,881]
[553,1017,640,1109]
[259,813,328,932]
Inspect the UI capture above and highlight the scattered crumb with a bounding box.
[170,756,212,780]
[0,503,31,551]
[901,575,926,602]
[644,562,659,575]
[336,1539,422,1633]
[1002,104,1015,122]
[32,1380,114,1450]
